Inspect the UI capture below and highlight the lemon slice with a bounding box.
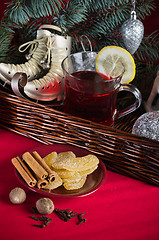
[95,46,136,83]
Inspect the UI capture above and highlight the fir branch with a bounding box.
[79,0,108,12]
[136,31,159,63]
[4,0,32,24]
[4,0,65,24]
[106,0,130,8]
[0,25,15,61]
[29,0,65,19]
[80,0,130,12]
[136,0,156,20]
[103,4,130,33]
[54,1,87,33]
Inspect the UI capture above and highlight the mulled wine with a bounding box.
[64,70,117,125]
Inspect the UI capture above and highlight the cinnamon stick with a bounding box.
[22,152,48,180]
[48,174,56,183]
[36,177,49,189]
[32,151,56,183]
[11,157,37,187]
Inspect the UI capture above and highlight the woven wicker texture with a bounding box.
[0,89,159,186]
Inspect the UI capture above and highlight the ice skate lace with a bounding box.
[33,35,68,89]
[8,35,50,76]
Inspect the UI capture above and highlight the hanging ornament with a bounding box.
[120,0,144,55]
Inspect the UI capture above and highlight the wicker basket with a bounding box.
[0,88,159,186]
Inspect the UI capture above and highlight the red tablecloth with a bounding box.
[0,128,159,240]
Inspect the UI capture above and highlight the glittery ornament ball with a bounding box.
[132,111,159,141]
[121,18,144,55]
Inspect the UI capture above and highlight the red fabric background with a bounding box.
[0,128,159,240]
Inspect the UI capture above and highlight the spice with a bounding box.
[30,207,87,228]
[54,208,78,222]
[32,151,56,183]
[30,215,41,221]
[33,223,46,228]
[9,187,26,204]
[11,157,37,187]
[44,218,52,226]
[54,208,86,225]
[36,198,54,215]
[77,213,86,225]
[31,206,38,214]
[30,214,52,228]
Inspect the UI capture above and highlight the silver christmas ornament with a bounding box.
[132,111,159,141]
[121,0,144,55]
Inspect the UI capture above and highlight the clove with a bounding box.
[77,213,86,225]
[31,206,38,214]
[54,208,78,222]
[30,214,52,228]
[33,223,46,228]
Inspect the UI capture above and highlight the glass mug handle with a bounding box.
[116,84,142,119]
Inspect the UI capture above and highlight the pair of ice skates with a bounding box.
[0,24,72,102]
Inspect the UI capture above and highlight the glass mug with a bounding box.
[61,51,142,126]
